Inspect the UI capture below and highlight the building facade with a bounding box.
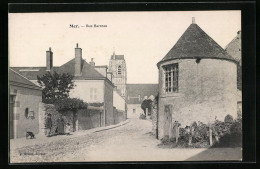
[126,84,158,118]
[108,52,127,98]
[157,18,238,139]
[11,44,118,127]
[225,31,241,65]
[9,68,42,139]
[225,30,242,117]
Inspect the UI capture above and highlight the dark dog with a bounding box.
[26,131,35,139]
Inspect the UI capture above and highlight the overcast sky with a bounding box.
[9,11,241,84]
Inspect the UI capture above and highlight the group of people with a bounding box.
[46,114,71,137]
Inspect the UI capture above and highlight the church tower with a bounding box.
[108,51,127,98]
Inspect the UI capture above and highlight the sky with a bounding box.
[9,11,241,84]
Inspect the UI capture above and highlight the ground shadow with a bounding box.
[185,147,242,161]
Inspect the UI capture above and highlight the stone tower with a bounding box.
[157,18,238,139]
[108,51,127,98]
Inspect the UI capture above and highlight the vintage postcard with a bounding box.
[9,11,242,163]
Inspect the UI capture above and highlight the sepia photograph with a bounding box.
[9,10,242,163]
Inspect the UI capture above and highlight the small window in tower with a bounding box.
[163,63,179,93]
[118,66,122,75]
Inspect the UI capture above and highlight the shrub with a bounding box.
[88,102,104,107]
[212,119,232,137]
[192,121,209,143]
[54,98,88,132]
[224,114,234,123]
[230,119,242,135]
[159,115,242,149]
[139,114,146,120]
[161,135,170,144]
[179,127,186,137]
[212,118,242,148]
[212,132,242,148]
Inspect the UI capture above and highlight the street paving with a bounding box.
[10,118,242,163]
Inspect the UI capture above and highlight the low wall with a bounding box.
[39,104,107,134]
[113,108,125,124]
[77,107,103,130]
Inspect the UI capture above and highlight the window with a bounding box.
[118,66,122,75]
[163,63,178,93]
[90,88,97,101]
[10,95,16,104]
[25,108,29,118]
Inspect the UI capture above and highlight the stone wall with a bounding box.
[104,80,114,126]
[10,85,42,138]
[77,108,103,130]
[151,99,158,137]
[39,104,67,135]
[113,108,125,124]
[38,103,108,134]
[158,59,237,139]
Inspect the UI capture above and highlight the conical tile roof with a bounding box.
[158,23,237,66]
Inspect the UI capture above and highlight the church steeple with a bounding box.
[111,48,116,59]
[113,50,115,59]
[108,50,127,98]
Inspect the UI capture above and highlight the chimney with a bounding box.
[192,17,195,24]
[89,58,95,67]
[75,43,82,76]
[46,47,53,71]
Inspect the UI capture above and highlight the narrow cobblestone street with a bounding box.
[10,118,242,163]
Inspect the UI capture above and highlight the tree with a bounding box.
[37,71,75,104]
[54,98,88,132]
[141,99,153,116]
[224,114,234,124]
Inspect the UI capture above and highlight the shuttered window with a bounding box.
[90,88,97,101]
[118,66,122,75]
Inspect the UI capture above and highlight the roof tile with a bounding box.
[126,84,158,104]
[158,23,236,66]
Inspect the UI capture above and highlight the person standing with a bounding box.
[46,114,52,137]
